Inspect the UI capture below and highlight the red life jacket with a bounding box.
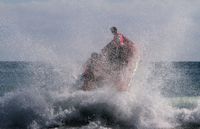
[113,33,124,46]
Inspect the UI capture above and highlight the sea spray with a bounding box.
[0,61,200,129]
[44,61,178,129]
[0,0,199,128]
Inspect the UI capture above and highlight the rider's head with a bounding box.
[110,26,117,35]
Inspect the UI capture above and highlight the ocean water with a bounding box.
[0,61,200,129]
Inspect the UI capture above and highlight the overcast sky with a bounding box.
[0,0,200,62]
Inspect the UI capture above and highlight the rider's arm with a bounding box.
[101,42,112,55]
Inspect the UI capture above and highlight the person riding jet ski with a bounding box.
[102,26,138,71]
[81,27,139,91]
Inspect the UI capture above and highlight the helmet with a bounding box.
[110,26,117,33]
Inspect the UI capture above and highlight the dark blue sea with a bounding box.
[0,61,200,129]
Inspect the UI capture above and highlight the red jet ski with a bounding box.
[81,36,139,91]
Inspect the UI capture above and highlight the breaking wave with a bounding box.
[0,62,200,129]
